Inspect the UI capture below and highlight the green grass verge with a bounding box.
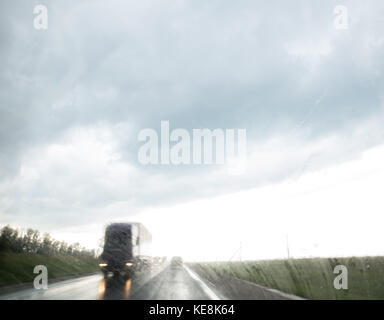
[0,253,99,287]
[194,256,384,300]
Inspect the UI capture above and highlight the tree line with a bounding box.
[0,225,96,257]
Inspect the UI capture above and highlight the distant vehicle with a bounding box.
[99,223,152,279]
[170,256,183,267]
[152,256,162,265]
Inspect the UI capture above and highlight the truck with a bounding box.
[99,222,152,279]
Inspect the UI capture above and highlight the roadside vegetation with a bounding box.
[194,256,384,299]
[0,225,99,287]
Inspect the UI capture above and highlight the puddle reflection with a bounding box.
[98,277,132,300]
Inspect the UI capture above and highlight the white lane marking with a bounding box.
[183,265,221,300]
[229,276,305,300]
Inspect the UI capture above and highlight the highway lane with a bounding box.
[0,274,103,300]
[0,265,221,300]
[129,265,220,300]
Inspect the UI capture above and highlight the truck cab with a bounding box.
[99,223,152,279]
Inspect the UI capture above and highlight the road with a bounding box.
[0,265,222,300]
[0,264,301,300]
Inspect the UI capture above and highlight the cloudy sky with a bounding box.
[1,0,384,260]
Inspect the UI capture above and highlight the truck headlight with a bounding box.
[126,262,133,267]
[99,262,108,267]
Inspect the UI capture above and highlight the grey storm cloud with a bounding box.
[1,0,384,229]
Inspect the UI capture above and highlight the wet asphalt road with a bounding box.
[0,265,221,300]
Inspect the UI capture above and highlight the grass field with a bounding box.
[0,253,99,287]
[194,256,384,299]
